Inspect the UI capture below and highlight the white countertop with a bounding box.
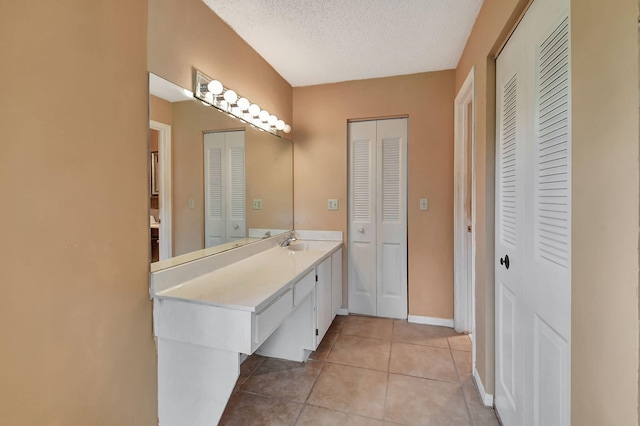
[156,240,342,312]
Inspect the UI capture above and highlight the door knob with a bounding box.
[234,223,239,229]
[358,227,365,233]
[500,254,510,270]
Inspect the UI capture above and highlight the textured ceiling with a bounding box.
[203,0,483,87]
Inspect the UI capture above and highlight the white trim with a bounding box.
[407,315,454,328]
[150,120,172,261]
[453,67,476,335]
[473,368,494,407]
[336,308,349,316]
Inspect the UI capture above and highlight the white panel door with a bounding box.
[204,131,246,247]
[225,132,246,241]
[495,0,571,424]
[376,119,408,318]
[348,121,377,316]
[495,20,527,425]
[204,133,225,248]
[348,119,407,319]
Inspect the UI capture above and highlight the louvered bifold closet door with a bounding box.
[204,133,226,248]
[225,131,246,241]
[376,119,407,319]
[495,0,571,424]
[529,11,571,426]
[348,120,378,316]
[494,22,527,425]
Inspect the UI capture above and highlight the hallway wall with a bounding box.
[0,0,157,424]
[455,0,640,423]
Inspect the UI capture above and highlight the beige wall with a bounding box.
[293,71,455,318]
[0,1,157,424]
[570,0,639,423]
[147,0,293,127]
[456,0,640,422]
[150,93,173,126]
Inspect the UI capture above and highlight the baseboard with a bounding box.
[407,315,454,328]
[337,308,349,316]
[473,368,494,407]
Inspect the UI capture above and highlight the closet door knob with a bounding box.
[499,254,510,270]
[234,223,239,230]
[358,227,365,233]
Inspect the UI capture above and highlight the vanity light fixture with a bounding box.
[194,69,291,136]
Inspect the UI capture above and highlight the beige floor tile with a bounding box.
[296,405,384,425]
[237,354,265,384]
[390,342,459,383]
[309,328,339,361]
[385,374,471,426]
[307,363,388,419]
[392,320,456,349]
[452,349,473,384]
[219,391,302,425]
[240,358,324,403]
[327,334,391,371]
[448,334,472,351]
[341,315,394,340]
[462,384,500,426]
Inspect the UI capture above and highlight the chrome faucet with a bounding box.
[280,233,297,247]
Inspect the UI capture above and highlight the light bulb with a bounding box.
[207,80,223,95]
[268,115,278,126]
[276,120,285,130]
[259,110,270,122]
[231,106,242,116]
[223,89,238,104]
[204,93,214,103]
[248,103,260,117]
[237,97,250,111]
[283,124,292,134]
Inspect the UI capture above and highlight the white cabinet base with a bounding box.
[256,292,316,362]
[158,338,239,426]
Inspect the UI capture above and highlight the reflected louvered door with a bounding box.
[204,133,225,248]
[225,131,246,241]
[348,119,407,319]
[204,131,246,247]
[495,0,571,424]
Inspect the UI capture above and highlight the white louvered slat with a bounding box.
[381,137,401,222]
[229,146,245,219]
[208,147,223,219]
[535,17,570,269]
[353,139,371,221]
[500,74,518,248]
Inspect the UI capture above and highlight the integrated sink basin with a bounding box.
[286,240,337,252]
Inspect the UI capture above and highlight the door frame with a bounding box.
[453,68,476,336]
[150,120,172,260]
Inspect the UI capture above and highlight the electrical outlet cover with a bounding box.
[328,199,339,210]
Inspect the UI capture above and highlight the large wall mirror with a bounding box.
[149,73,293,271]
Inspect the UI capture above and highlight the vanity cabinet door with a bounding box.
[316,257,332,345]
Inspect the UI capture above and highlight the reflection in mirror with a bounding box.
[149,73,293,271]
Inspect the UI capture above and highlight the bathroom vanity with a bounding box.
[150,231,343,426]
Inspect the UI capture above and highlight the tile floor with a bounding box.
[220,315,500,425]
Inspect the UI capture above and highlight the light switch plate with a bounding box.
[328,199,339,210]
[419,198,429,210]
[252,199,263,210]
